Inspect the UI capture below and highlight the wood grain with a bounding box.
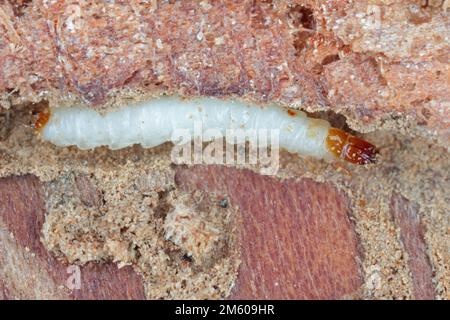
[3,170,437,299]
[176,165,364,299]
[390,194,435,300]
[0,175,145,300]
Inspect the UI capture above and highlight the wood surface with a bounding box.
[0,167,436,299]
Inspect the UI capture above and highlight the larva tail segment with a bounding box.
[326,128,378,165]
[32,109,51,131]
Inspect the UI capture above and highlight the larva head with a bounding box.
[326,128,378,165]
[32,109,51,131]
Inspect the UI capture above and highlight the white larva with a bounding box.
[35,96,377,165]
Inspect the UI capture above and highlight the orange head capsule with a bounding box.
[326,128,378,165]
[32,109,51,131]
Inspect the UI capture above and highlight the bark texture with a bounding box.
[1,0,448,143]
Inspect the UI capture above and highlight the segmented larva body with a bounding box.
[35,96,377,165]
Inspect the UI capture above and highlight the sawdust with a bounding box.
[0,0,448,299]
[0,103,448,299]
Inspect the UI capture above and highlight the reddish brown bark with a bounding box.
[1,1,448,140]
[176,165,364,299]
[5,170,439,300]
[0,175,145,300]
[390,194,436,300]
